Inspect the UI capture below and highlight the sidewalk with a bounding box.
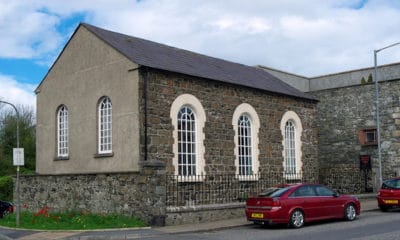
[0,194,378,240]
[158,193,378,234]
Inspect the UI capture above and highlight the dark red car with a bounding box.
[377,177,400,211]
[245,183,360,228]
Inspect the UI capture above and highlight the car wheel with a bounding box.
[289,209,304,228]
[344,203,356,221]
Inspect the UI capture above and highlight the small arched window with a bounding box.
[57,105,69,158]
[98,97,112,154]
[177,106,197,176]
[232,103,260,179]
[280,111,303,178]
[284,120,296,174]
[238,115,253,176]
[170,94,206,179]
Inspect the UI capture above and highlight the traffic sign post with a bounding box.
[13,148,24,166]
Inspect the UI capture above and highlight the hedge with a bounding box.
[0,176,13,201]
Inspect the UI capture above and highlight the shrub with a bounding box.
[0,176,13,201]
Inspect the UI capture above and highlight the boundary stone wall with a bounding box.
[16,166,166,226]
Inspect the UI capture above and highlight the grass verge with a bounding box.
[0,209,147,230]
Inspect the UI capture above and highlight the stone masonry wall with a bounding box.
[141,68,319,179]
[17,167,166,226]
[137,68,319,224]
[311,79,400,190]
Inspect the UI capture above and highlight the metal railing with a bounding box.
[166,172,314,207]
[166,169,371,207]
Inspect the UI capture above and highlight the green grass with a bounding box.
[0,208,147,230]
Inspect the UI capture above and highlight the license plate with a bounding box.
[251,213,264,219]
[384,199,399,204]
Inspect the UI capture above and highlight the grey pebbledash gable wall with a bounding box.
[310,79,400,189]
[140,68,319,178]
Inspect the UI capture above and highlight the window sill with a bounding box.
[94,152,114,158]
[175,175,204,182]
[54,156,69,161]
[237,175,259,181]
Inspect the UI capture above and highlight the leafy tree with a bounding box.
[368,73,373,83]
[0,105,36,176]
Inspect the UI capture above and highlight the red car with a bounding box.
[377,177,400,211]
[245,183,360,228]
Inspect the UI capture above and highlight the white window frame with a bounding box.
[171,94,206,181]
[232,103,260,180]
[57,105,69,158]
[98,96,113,154]
[177,106,197,176]
[285,120,296,174]
[280,111,303,179]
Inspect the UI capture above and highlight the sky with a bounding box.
[1,0,400,110]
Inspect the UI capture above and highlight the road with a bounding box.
[139,210,400,240]
[1,209,400,239]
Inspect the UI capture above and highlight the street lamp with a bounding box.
[374,42,400,189]
[0,100,20,227]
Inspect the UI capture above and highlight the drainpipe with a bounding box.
[141,66,149,162]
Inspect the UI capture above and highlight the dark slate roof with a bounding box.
[81,23,315,101]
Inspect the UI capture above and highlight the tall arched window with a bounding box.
[178,106,197,176]
[232,103,260,179]
[171,94,206,179]
[57,105,68,158]
[98,97,112,154]
[285,120,296,174]
[238,115,253,175]
[280,111,303,178]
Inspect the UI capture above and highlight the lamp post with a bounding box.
[0,100,20,227]
[374,42,400,189]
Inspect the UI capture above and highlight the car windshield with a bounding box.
[258,186,290,197]
[382,179,400,189]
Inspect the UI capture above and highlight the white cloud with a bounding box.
[0,74,36,110]
[1,0,400,78]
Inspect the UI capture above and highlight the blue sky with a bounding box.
[1,0,400,110]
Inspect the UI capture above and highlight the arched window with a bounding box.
[178,106,197,176]
[285,120,296,174]
[171,94,206,179]
[238,115,253,175]
[98,97,112,154]
[280,111,303,178]
[232,103,260,179]
[57,105,68,158]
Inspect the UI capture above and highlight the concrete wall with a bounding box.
[259,62,400,93]
[257,65,310,92]
[36,26,141,174]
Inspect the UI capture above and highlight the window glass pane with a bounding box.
[178,106,197,176]
[238,115,252,175]
[315,186,334,196]
[57,106,68,157]
[99,97,112,153]
[285,121,296,174]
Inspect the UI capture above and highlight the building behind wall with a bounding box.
[22,23,319,226]
[261,62,400,191]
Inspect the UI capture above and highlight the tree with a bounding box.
[0,105,36,176]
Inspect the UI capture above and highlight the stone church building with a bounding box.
[21,23,319,225]
[18,22,400,225]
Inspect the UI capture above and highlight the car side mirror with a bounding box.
[333,192,339,198]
